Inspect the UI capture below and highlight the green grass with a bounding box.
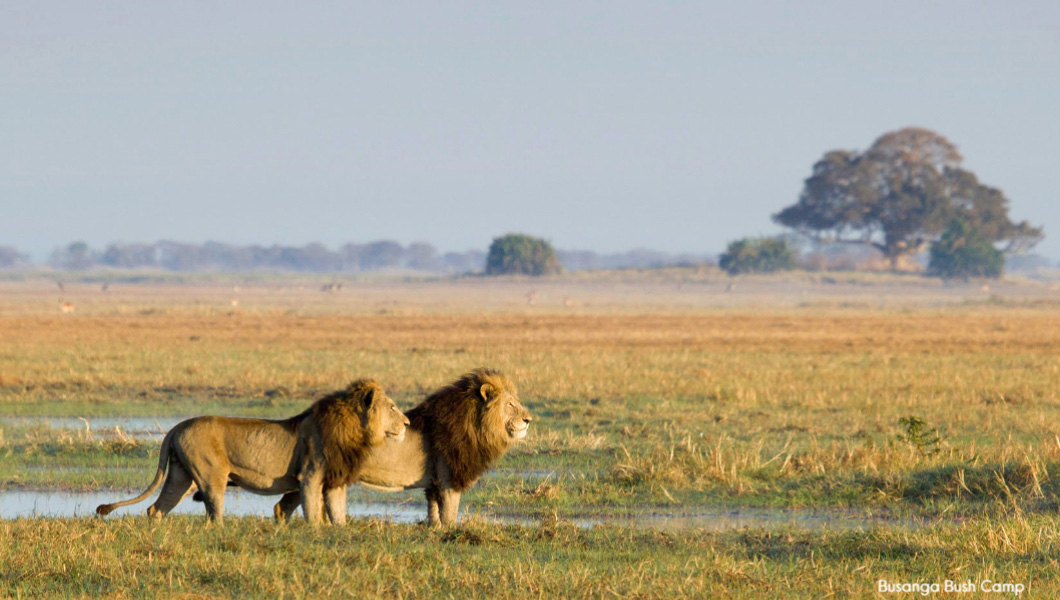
[1,512,1051,598]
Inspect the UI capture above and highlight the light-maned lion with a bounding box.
[272,368,532,527]
[95,379,408,525]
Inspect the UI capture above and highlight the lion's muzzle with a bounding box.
[509,417,531,440]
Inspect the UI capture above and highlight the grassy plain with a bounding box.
[3,273,1060,597]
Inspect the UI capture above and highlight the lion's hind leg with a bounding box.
[188,469,231,523]
[425,486,441,527]
[274,492,301,522]
[146,461,194,520]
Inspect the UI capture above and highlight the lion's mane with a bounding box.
[406,368,518,491]
[307,378,387,489]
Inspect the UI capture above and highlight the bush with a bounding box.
[719,237,796,275]
[485,234,562,276]
[928,220,1003,279]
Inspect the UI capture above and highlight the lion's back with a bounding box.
[172,415,302,472]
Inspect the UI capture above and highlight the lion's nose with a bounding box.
[404,416,411,426]
[523,417,532,424]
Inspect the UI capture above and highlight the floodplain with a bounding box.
[3,271,1060,597]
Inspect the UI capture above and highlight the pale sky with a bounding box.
[2,1,1058,260]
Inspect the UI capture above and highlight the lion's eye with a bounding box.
[507,402,514,408]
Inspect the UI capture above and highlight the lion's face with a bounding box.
[481,384,532,442]
[366,390,409,444]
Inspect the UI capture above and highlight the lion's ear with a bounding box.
[479,383,496,403]
[364,388,377,410]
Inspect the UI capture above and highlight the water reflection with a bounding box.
[1,416,185,440]
[1,491,944,531]
[0,490,423,522]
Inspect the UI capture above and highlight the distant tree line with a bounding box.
[41,240,486,274]
[0,245,29,268]
[556,248,715,271]
[0,239,718,274]
[2,235,1054,276]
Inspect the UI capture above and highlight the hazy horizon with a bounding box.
[3,1,1058,261]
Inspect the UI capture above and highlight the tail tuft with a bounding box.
[192,491,204,502]
[96,504,115,516]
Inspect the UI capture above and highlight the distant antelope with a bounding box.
[321,282,342,293]
[59,301,75,314]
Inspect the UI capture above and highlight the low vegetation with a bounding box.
[719,237,796,275]
[2,512,1057,598]
[929,219,1005,279]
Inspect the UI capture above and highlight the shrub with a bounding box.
[486,234,562,276]
[928,220,1003,279]
[896,416,942,456]
[719,237,796,275]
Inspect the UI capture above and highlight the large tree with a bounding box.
[773,127,1042,269]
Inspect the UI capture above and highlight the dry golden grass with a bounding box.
[4,306,1060,399]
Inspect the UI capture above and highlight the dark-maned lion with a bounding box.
[95,379,408,525]
[273,368,532,526]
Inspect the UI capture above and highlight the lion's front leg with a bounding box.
[429,458,461,527]
[437,487,461,527]
[324,485,347,526]
[300,466,325,526]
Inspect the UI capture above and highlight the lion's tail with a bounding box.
[95,427,176,516]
